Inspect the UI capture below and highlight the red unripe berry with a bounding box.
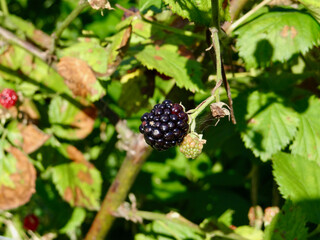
[23,214,39,231]
[0,88,18,109]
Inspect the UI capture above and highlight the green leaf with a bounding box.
[273,152,320,223]
[163,0,230,26]
[298,0,320,23]
[139,0,162,13]
[137,220,203,240]
[264,200,308,240]
[6,121,23,147]
[291,96,320,163]
[235,9,320,68]
[134,44,204,92]
[135,234,155,240]
[0,45,70,96]
[218,209,234,227]
[48,96,97,140]
[2,15,53,49]
[51,161,102,210]
[239,91,299,161]
[60,207,86,234]
[107,27,130,66]
[118,70,150,116]
[0,153,17,188]
[163,0,211,26]
[234,226,263,240]
[60,38,108,74]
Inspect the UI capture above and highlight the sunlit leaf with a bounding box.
[51,145,102,210]
[60,38,108,74]
[106,25,132,77]
[235,9,320,68]
[273,152,320,223]
[136,220,203,240]
[3,15,53,49]
[291,96,320,163]
[163,0,230,26]
[234,226,263,240]
[239,91,299,161]
[6,120,23,147]
[139,0,162,13]
[298,0,320,23]
[60,207,86,234]
[0,45,70,96]
[48,96,97,140]
[134,44,203,92]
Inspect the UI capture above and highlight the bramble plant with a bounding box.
[0,0,320,240]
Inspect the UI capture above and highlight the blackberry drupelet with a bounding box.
[139,100,189,151]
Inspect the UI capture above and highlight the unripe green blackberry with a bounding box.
[139,100,189,151]
[179,133,206,159]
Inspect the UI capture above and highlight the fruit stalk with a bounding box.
[189,27,223,130]
[187,0,224,126]
[211,0,220,30]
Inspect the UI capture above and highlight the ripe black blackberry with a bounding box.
[139,100,189,151]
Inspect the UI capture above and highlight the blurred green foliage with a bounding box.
[0,0,320,239]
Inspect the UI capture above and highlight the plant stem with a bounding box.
[221,61,236,124]
[0,0,8,16]
[211,28,222,102]
[211,0,220,29]
[188,0,225,128]
[189,80,221,121]
[52,0,89,45]
[189,26,223,125]
[227,0,273,34]
[0,26,48,62]
[84,122,151,240]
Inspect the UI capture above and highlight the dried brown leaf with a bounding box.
[71,106,97,139]
[57,57,97,97]
[88,0,114,10]
[18,124,50,154]
[18,98,40,123]
[66,145,93,168]
[0,46,15,68]
[0,147,36,210]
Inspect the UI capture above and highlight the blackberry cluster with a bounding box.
[139,100,189,151]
